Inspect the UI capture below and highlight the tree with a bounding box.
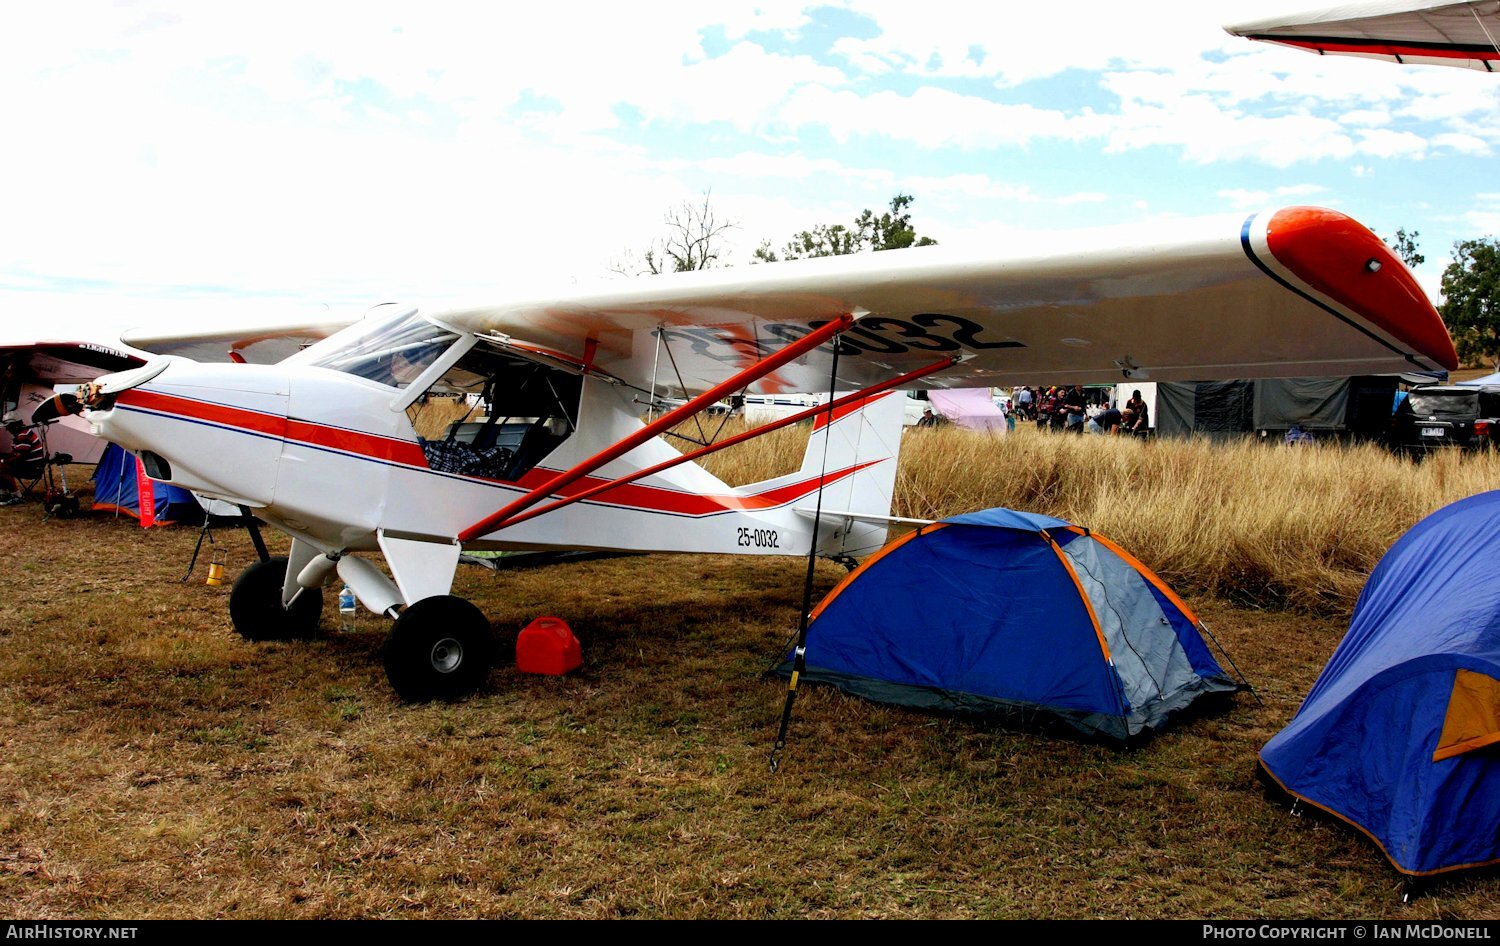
[615,190,737,276]
[753,193,937,263]
[1439,237,1500,369]
[1384,227,1425,269]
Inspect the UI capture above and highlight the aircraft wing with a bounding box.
[121,311,360,364]
[431,207,1457,397]
[0,340,146,385]
[1225,0,1500,71]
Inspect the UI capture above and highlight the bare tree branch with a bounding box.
[613,190,738,276]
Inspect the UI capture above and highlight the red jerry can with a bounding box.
[515,616,582,675]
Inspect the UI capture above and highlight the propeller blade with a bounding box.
[29,392,81,426]
[95,358,170,397]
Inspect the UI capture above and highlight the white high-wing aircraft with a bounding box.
[1226,0,1500,71]
[74,206,1456,701]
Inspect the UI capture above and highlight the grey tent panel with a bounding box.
[1253,378,1350,430]
[1155,382,1197,437]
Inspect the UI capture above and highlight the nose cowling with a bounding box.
[87,358,291,508]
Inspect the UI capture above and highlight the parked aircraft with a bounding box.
[69,206,1455,701]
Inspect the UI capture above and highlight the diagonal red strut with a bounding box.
[458,314,856,542]
[490,354,959,533]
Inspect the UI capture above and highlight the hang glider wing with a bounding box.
[0,340,146,385]
[121,311,360,365]
[1225,0,1500,71]
[431,207,1457,397]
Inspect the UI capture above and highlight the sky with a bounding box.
[2,1,1497,337]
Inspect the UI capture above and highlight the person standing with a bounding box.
[1062,384,1088,433]
[1125,390,1150,431]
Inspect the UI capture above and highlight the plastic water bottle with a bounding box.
[338,584,356,629]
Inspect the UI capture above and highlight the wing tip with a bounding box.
[1264,206,1459,372]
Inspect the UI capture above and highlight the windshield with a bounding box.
[285,307,459,389]
[1404,391,1477,419]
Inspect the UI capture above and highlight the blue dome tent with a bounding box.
[1260,491,1500,877]
[778,509,1240,743]
[92,442,202,527]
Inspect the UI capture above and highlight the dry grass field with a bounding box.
[702,422,1500,613]
[0,427,1498,919]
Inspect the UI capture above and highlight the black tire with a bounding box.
[383,595,495,702]
[228,556,323,641]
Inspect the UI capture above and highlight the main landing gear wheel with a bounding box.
[383,595,495,703]
[228,556,323,641]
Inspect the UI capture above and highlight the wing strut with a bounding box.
[488,354,958,533]
[457,313,857,542]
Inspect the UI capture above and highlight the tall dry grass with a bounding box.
[899,427,1500,612]
[670,416,810,485]
[406,395,474,440]
[689,420,1500,613]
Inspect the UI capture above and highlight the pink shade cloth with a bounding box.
[929,389,1007,433]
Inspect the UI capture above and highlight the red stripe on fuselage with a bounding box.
[284,419,427,465]
[118,388,882,518]
[117,389,289,438]
[505,461,882,517]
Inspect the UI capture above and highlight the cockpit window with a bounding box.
[286,308,459,389]
[404,342,582,482]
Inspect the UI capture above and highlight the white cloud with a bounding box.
[1463,195,1500,236]
[831,0,1261,85]
[1103,98,1357,166]
[634,42,848,129]
[1217,188,1269,210]
[1214,183,1325,210]
[694,152,890,184]
[780,85,1104,149]
[1396,85,1500,124]
[894,173,1030,201]
[1056,192,1110,206]
[1,1,1496,321]
[1432,133,1492,155]
[1357,128,1429,159]
[718,2,816,39]
[1339,109,1390,127]
[902,174,1108,206]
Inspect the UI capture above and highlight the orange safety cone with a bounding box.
[515,616,582,675]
